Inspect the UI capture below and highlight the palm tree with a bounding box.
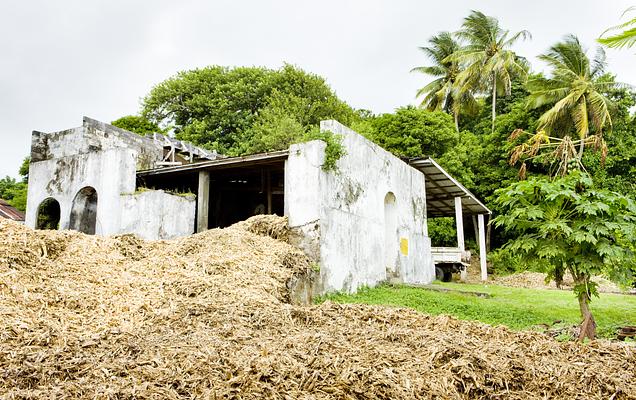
[453,11,531,134]
[527,35,623,157]
[598,7,636,49]
[411,32,476,131]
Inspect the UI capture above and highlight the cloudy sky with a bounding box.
[1,0,634,178]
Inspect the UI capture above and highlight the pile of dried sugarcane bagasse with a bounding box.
[1,216,634,399]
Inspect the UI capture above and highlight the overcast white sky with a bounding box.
[1,0,634,178]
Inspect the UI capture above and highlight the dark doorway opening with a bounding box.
[36,198,61,230]
[208,166,284,228]
[69,186,98,234]
[136,158,286,231]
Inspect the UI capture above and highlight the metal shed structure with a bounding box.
[409,157,491,281]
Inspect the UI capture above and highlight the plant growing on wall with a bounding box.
[302,129,346,172]
[493,171,636,339]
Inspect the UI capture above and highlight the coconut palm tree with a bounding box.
[527,35,623,157]
[453,11,531,134]
[411,32,476,131]
[598,7,636,49]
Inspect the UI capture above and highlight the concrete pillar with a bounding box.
[455,197,467,281]
[197,171,210,233]
[478,214,487,281]
[455,197,465,251]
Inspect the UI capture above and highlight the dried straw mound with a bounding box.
[1,219,635,399]
[494,271,622,293]
[233,214,290,242]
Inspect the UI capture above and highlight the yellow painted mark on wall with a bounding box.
[400,238,409,256]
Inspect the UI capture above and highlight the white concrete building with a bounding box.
[26,117,490,293]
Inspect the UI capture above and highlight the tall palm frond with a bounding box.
[412,32,475,130]
[452,10,531,133]
[527,35,624,157]
[598,7,636,49]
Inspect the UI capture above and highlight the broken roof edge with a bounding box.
[82,117,218,160]
[409,156,491,215]
[136,149,290,176]
[31,116,159,142]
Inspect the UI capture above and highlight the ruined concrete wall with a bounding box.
[285,141,325,263]
[25,147,137,235]
[25,117,166,235]
[30,117,164,170]
[285,121,434,294]
[120,191,195,240]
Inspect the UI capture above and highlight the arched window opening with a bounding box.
[384,192,398,273]
[36,198,61,230]
[69,186,98,234]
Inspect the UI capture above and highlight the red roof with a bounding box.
[0,199,25,222]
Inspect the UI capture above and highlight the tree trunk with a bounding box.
[574,273,596,340]
[578,294,597,340]
[577,129,588,158]
[454,112,459,132]
[491,74,497,134]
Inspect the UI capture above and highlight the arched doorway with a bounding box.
[69,186,98,234]
[384,192,398,273]
[36,198,61,230]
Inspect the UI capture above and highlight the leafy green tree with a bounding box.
[580,76,636,195]
[0,177,20,201]
[527,36,624,157]
[598,7,636,49]
[111,115,163,136]
[427,217,457,247]
[493,171,636,339]
[453,10,530,134]
[0,160,29,212]
[141,64,356,155]
[411,32,477,130]
[366,107,459,158]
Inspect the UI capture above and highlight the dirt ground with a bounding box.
[1,217,635,399]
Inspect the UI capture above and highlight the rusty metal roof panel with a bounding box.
[0,199,25,222]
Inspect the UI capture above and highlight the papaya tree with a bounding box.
[493,171,636,340]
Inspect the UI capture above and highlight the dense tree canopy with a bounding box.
[0,157,29,211]
[141,64,357,155]
[111,115,163,136]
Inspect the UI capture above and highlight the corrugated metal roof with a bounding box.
[409,157,490,217]
[0,199,25,222]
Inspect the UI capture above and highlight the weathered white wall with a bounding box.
[285,121,434,293]
[30,117,164,170]
[25,117,185,239]
[120,190,195,240]
[26,147,138,235]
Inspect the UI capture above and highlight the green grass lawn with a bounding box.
[320,282,636,339]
